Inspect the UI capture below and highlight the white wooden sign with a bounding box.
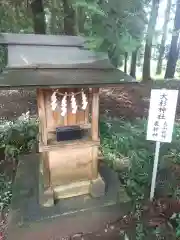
[147,89,179,201]
[146,89,179,143]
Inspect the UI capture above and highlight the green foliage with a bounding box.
[100,118,150,238]
[176,60,180,74]
[0,45,7,72]
[0,174,12,211]
[0,115,38,159]
[0,1,34,69]
[100,117,180,238]
[74,0,148,67]
[0,0,149,68]
[0,115,38,211]
[100,117,180,201]
[170,213,180,238]
[100,118,154,200]
[73,0,105,17]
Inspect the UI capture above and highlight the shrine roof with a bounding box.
[0,33,136,88]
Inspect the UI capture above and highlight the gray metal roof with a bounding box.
[0,33,136,88]
[0,33,85,46]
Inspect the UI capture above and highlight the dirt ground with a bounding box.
[0,89,37,121]
[0,84,150,121]
[0,82,179,121]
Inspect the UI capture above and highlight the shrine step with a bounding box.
[53,179,91,199]
[53,173,105,200]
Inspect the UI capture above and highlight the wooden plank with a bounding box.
[39,139,99,152]
[49,146,93,185]
[45,88,66,132]
[90,89,99,180]
[57,88,64,126]
[61,88,68,126]
[76,110,85,124]
[37,89,47,145]
[53,174,105,200]
[84,107,89,124]
[44,90,56,132]
[91,88,100,141]
[52,112,59,125]
[53,180,91,200]
[49,88,60,126]
[84,89,90,124]
[76,88,87,124]
[67,88,76,125]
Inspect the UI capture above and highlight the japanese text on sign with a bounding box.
[146,89,178,143]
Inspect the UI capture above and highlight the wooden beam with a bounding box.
[84,89,90,124]
[91,88,100,141]
[37,88,48,145]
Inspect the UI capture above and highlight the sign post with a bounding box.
[146,89,179,201]
[150,141,160,201]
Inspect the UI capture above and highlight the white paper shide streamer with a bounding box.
[61,92,67,116]
[81,90,88,110]
[71,93,77,114]
[51,92,57,111]
[51,89,88,115]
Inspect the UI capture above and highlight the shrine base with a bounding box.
[7,154,131,240]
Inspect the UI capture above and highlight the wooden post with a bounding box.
[84,89,89,124]
[39,152,54,207]
[91,88,100,179]
[91,145,98,179]
[37,89,48,145]
[91,88,100,141]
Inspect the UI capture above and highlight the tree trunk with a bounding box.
[62,0,77,35]
[124,52,128,73]
[130,49,138,78]
[156,0,172,75]
[77,7,85,34]
[31,0,46,34]
[50,0,58,34]
[165,0,180,79]
[142,0,160,81]
[164,34,180,78]
[49,0,64,34]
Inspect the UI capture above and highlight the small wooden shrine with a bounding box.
[0,33,135,239]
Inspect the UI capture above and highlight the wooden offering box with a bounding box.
[0,33,135,207]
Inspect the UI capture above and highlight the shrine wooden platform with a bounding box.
[7,154,131,240]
